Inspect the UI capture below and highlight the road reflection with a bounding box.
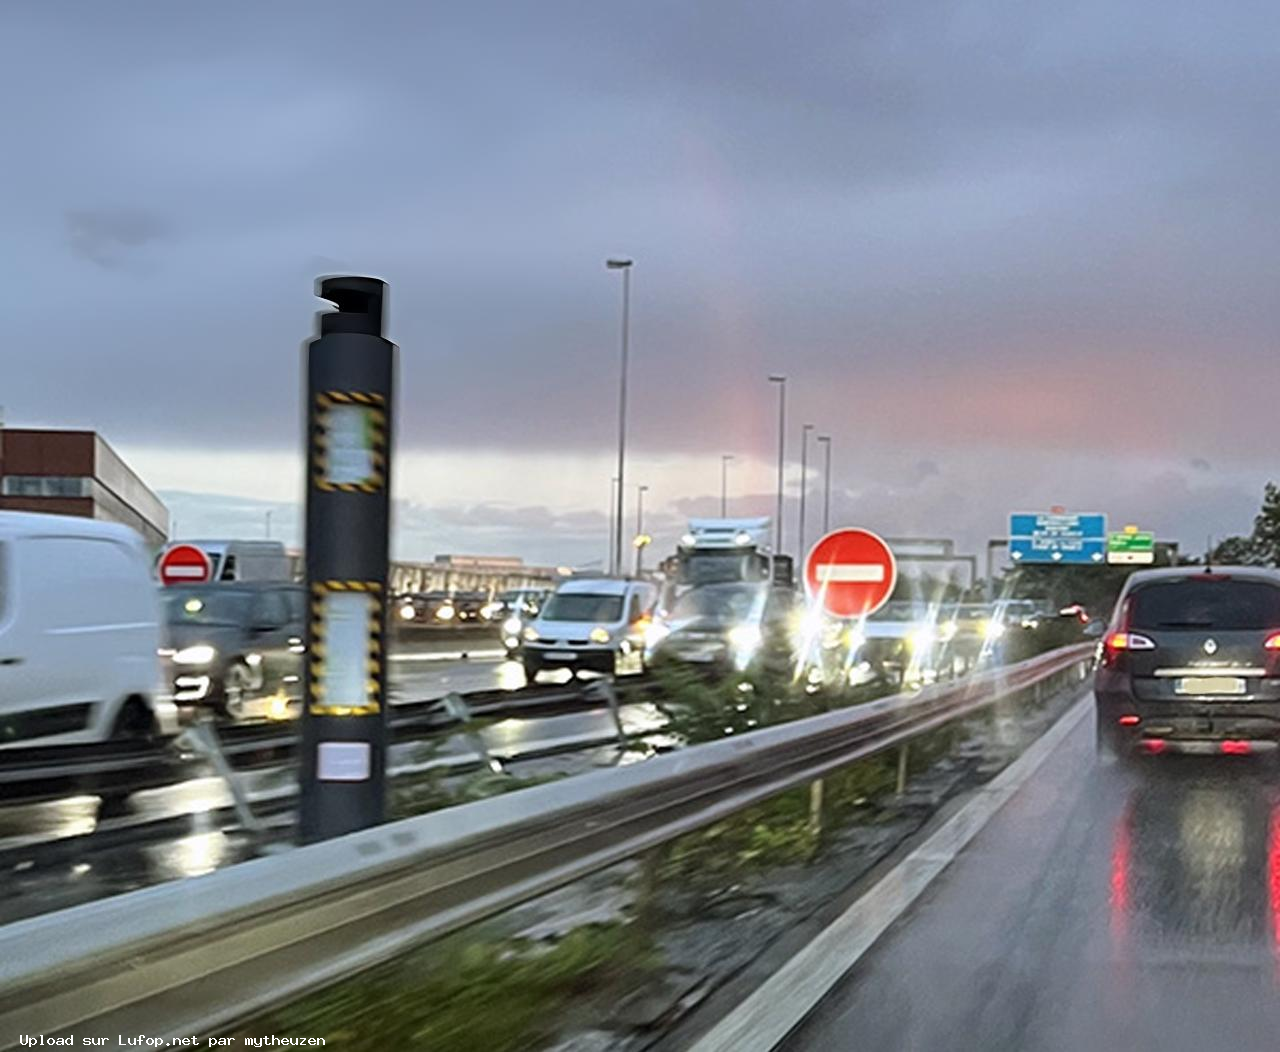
[1108,759,1280,973]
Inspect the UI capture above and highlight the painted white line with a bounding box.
[388,650,507,663]
[814,564,885,583]
[690,689,1093,1052]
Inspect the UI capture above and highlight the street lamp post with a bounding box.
[720,454,734,516]
[606,258,633,577]
[635,483,649,575]
[768,375,787,554]
[817,435,832,534]
[608,476,619,573]
[798,423,814,558]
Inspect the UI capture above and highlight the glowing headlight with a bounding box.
[480,603,501,620]
[399,604,417,621]
[435,605,456,621]
[984,619,1006,641]
[644,621,671,649]
[940,621,958,642]
[680,532,696,548]
[173,644,216,666]
[908,627,935,651]
[502,616,522,635]
[728,624,763,652]
[733,530,752,546]
[589,626,611,645]
[523,625,540,642]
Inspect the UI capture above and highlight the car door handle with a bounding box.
[0,657,22,666]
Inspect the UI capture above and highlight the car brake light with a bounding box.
[1264,632,1280,650]
[1105,631,1155,651]
[1222,740,1252,755]
[1141,739,1167,754]
[1118,715,1140,726]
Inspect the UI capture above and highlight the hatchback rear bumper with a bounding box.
[1097,688,1280,749]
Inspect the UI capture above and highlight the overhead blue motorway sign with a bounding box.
[1009,512,1107,565]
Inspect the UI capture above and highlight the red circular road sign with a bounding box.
[158,543,213,586]
[803,528,898,619]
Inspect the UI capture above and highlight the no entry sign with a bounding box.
[804,528,897,618]
[158,543,213,586]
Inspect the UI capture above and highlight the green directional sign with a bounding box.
[1107,529,1155,565]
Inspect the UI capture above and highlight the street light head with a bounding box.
[606,258,634,269]
[803,422,815,432]
[768,374,786,383]
[818,435,831,444]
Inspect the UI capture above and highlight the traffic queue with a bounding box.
[0,509,1097,748]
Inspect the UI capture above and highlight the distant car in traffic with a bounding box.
[161,581,306,719]
[497,588,552,656]
[396,591,455,625]
[0,512,178,746]
[645,582,799,672]
[451,591,490,623]
[1095,566,1280,761]
[521,578,658,680]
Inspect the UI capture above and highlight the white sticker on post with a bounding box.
[317,741,372,782]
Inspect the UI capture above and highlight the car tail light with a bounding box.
[1141,739,1167,754]
[1264,632,1280,650]
[1118,715,1140,726]
[1222,740,1252,755]
[1105,631,1155,651]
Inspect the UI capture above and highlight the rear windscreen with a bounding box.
[1129,579,1280,630]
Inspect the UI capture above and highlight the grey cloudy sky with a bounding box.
[4,1,1280,565]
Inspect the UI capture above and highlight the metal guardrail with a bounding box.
[0,644,1093,1048]
[0,678,619,804]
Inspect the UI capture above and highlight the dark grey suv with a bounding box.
[1095,566,1280,760]
[161,583,307,718]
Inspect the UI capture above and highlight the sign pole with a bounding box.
[298,276,395,843]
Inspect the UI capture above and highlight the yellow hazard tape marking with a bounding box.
[307,581,385,716]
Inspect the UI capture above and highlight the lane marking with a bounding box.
[388,650,507,663]
[814,564,886,583]
[690,689,1093,1052]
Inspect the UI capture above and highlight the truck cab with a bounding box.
[673,517,793,596]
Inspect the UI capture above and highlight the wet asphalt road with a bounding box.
[389,652,526,700]
[0,655,664,925]
[784,701,1280,1052]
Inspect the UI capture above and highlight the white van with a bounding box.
[0,512,178,747]
[521,577,659,680]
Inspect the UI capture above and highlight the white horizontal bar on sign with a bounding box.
[163,566,208,577]
[815,564,886,583]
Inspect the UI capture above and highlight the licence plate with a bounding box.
[1176,676,1246,695]
[546,650,576,660]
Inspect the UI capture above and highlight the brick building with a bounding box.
[0,428,168,548]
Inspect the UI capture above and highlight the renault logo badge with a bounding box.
[1204,638,1218,655]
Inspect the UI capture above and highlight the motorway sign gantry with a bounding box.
[157,543,213,586]
[1009,512,1107,565]
[804,528,898,618]
[1107,526,1155,565]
